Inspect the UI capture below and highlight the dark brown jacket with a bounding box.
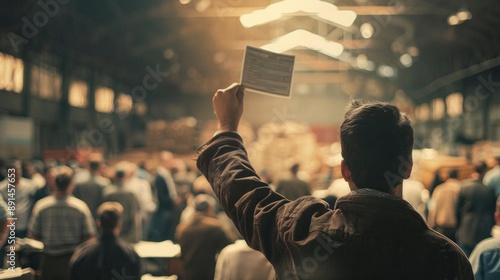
[197,132,473,280]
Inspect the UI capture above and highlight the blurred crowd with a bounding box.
[0,153,499,279]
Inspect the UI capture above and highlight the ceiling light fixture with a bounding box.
[447,0,472,26]
[261,29,344,58]
[360,23,374,39]
[240,0,357,29]
[399,54,413,67]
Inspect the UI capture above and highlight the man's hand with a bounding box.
[212,83,245,132]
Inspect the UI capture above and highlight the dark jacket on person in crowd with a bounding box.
[197,132,473,280]
[456,179,496,249]
[69,233,141,280]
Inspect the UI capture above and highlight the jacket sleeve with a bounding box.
[196,132,331,266]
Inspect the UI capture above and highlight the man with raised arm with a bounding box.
[196,83,473,279]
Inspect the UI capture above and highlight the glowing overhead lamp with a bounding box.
[447,14,460,26]
[456,8,472,21]
[377,65,397,78]
[360,23,374,39]
[240,0,357,29]
[261,29,344,58]
[447,0,472,26]
[399,54,413,67]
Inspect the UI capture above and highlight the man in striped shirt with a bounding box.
[29,166,96,280]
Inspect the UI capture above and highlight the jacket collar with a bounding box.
[334,188,428,238]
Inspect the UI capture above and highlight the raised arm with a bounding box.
[196,84,331,267]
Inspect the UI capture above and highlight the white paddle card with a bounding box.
[240,46,295,98]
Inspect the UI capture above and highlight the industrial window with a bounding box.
[31,64,62,100]
[432,98,445,120]
[446,93,463,118]
[0,52,24,93]
[116,93,133,114]
[95,87,114,113]
[69,80,88,108]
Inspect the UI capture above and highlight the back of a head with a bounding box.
[340,100,413,193]
[115,169,126,184]
[290,163,300,176]
[475,162,487,176]
[55,166,74,192]
[194,194,217,214]
[97,202,124,233]
[89,160,101,172]
[448,169,459,179]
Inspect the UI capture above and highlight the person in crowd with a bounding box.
[176,194,232,280]
[192,175,214,195]
[196,83,473,279]
[117,161,156,239]
[456,162,497,256]
[172,159,197,195]
[180,176,212,223]
[0,194,9,268]
[23,160,46,189]
[136,161,152,181]
[469,195,500,280]
[0,160,35,238]
[104,169,141,243]
[214,238,275,280]
[72,153,106,184]
[149,151,178,241]
[29,166,96,280]
[484,157,500,198]
[34,164,57,204]
[402,177,429,219]
[72,159,109,218]
[69,202,142,280]
[429,168,448,195]
[0,158,5,182]
[180,191,239,241]
[427,169,462,241]
[275,163,311,200]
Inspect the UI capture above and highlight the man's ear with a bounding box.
[403,158,413,179]
[341,160,351,182]
[341,160,357,191]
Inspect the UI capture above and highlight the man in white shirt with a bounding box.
[215,239,275,280]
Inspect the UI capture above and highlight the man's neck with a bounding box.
[54,191,69,198]
[393,185,403,198]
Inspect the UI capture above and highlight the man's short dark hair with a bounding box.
[97,202,123,232]
[340,100,413,193]
[448,169,459,179]
[55,166,74,192]
[290,163,300,176]
[475,162,487,175]
[89,160,101,171]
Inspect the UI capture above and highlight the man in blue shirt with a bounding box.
[469,196,500,280]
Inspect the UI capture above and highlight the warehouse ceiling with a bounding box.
[1,0,499,102]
